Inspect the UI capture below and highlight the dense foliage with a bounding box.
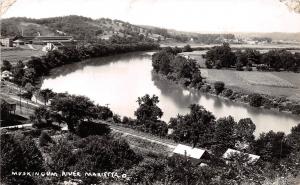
[133,94,168,137]
[152,49,203,88]
[5,38,158,87]
[203,43,300,72]
[1,132,45,185]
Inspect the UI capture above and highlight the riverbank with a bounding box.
[153,70,300,116]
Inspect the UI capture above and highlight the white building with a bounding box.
[172,144,207,160]
[223,148,260,163]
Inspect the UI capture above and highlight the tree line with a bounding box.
[152,47,204,89]
[1,90,300,184]
[1,40,159,89]
[203,43,300,72]
[116,93,300,184]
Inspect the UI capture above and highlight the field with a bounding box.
[0,46,45,65]
[201,69,300,101]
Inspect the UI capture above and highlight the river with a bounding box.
[41,52,300,136]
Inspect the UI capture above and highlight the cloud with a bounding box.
[280,0,300,13]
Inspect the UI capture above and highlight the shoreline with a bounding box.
[152,70,300,117]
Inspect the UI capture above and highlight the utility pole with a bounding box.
[19,86,22,114]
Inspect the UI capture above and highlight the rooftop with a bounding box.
[223,148,260,163]
[172,144,206,159]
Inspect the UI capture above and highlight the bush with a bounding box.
[291,104,300,114]
[39,131,53,147]
[122,116,130,124]
[236,62,244,71]
[214,81,225,95]
[183,44,193,52]
[76,121,111,137]
[223,88,233,97]
[246,65,253,71]
[248,93,263,107]
[205,60,213,69]
[113,114,122,123]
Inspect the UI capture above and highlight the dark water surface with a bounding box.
[41,52,300,136]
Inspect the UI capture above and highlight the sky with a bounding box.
[2,0,300,33]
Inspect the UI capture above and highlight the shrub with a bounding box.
[291,104,300,114]
[39,131,53,147]
[248,93,263,107]
[200,84,211,93]
[205,60,213,69]
[122,116,130,124]
[214,81,225,95]
[236,62,244,71]
[76,121,111,137]
[223,88,233,97]
[183,44,193,52]
[113,114,122,123]
[246,65,253,71]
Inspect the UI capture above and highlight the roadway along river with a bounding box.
[41,52,300,136]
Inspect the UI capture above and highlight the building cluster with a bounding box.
[0,36,76,50]
[172,144,260,166]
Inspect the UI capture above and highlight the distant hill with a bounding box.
[1,15,236,44]
[2,15,298,44]
[235,32,300,42]
[0,15,162,41]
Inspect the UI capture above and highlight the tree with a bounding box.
[248,93,263,107]
[152,50,174,75]
[214,81,225,95]
[50,94,98,131]
[235,118,256,144]
[183,44,193,52]
[286,123,300,152]
[30,106,52,127]
[11,61,25,85]
[204,43,236,68]
[76,121,111,137]
[169,104,216,147]
[253,131,292,164]
[39,131,54,147]
[134,94,163,122]
[38,88,55,105]
[1,133,44,184]
[1,60,12,71]
[213,116,236,155]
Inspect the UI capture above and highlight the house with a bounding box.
[0,37,13,47]
[42,43,58,52]
[1,70,13,80]
[13,39,25,46]
[0,99,16,114]
[222,148,260,164]
[172,144,209,162]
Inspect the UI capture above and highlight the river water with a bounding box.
[41,52,300,136]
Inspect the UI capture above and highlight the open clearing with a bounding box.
[201,69,300,102]
[1,46,45,65]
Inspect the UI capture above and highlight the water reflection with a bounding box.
[41,52,300,136]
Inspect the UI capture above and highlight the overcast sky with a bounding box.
[3,0,300,33]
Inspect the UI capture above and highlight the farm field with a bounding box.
[161,42,300,49]
[201,69,300,102]
[0,46,45,65]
